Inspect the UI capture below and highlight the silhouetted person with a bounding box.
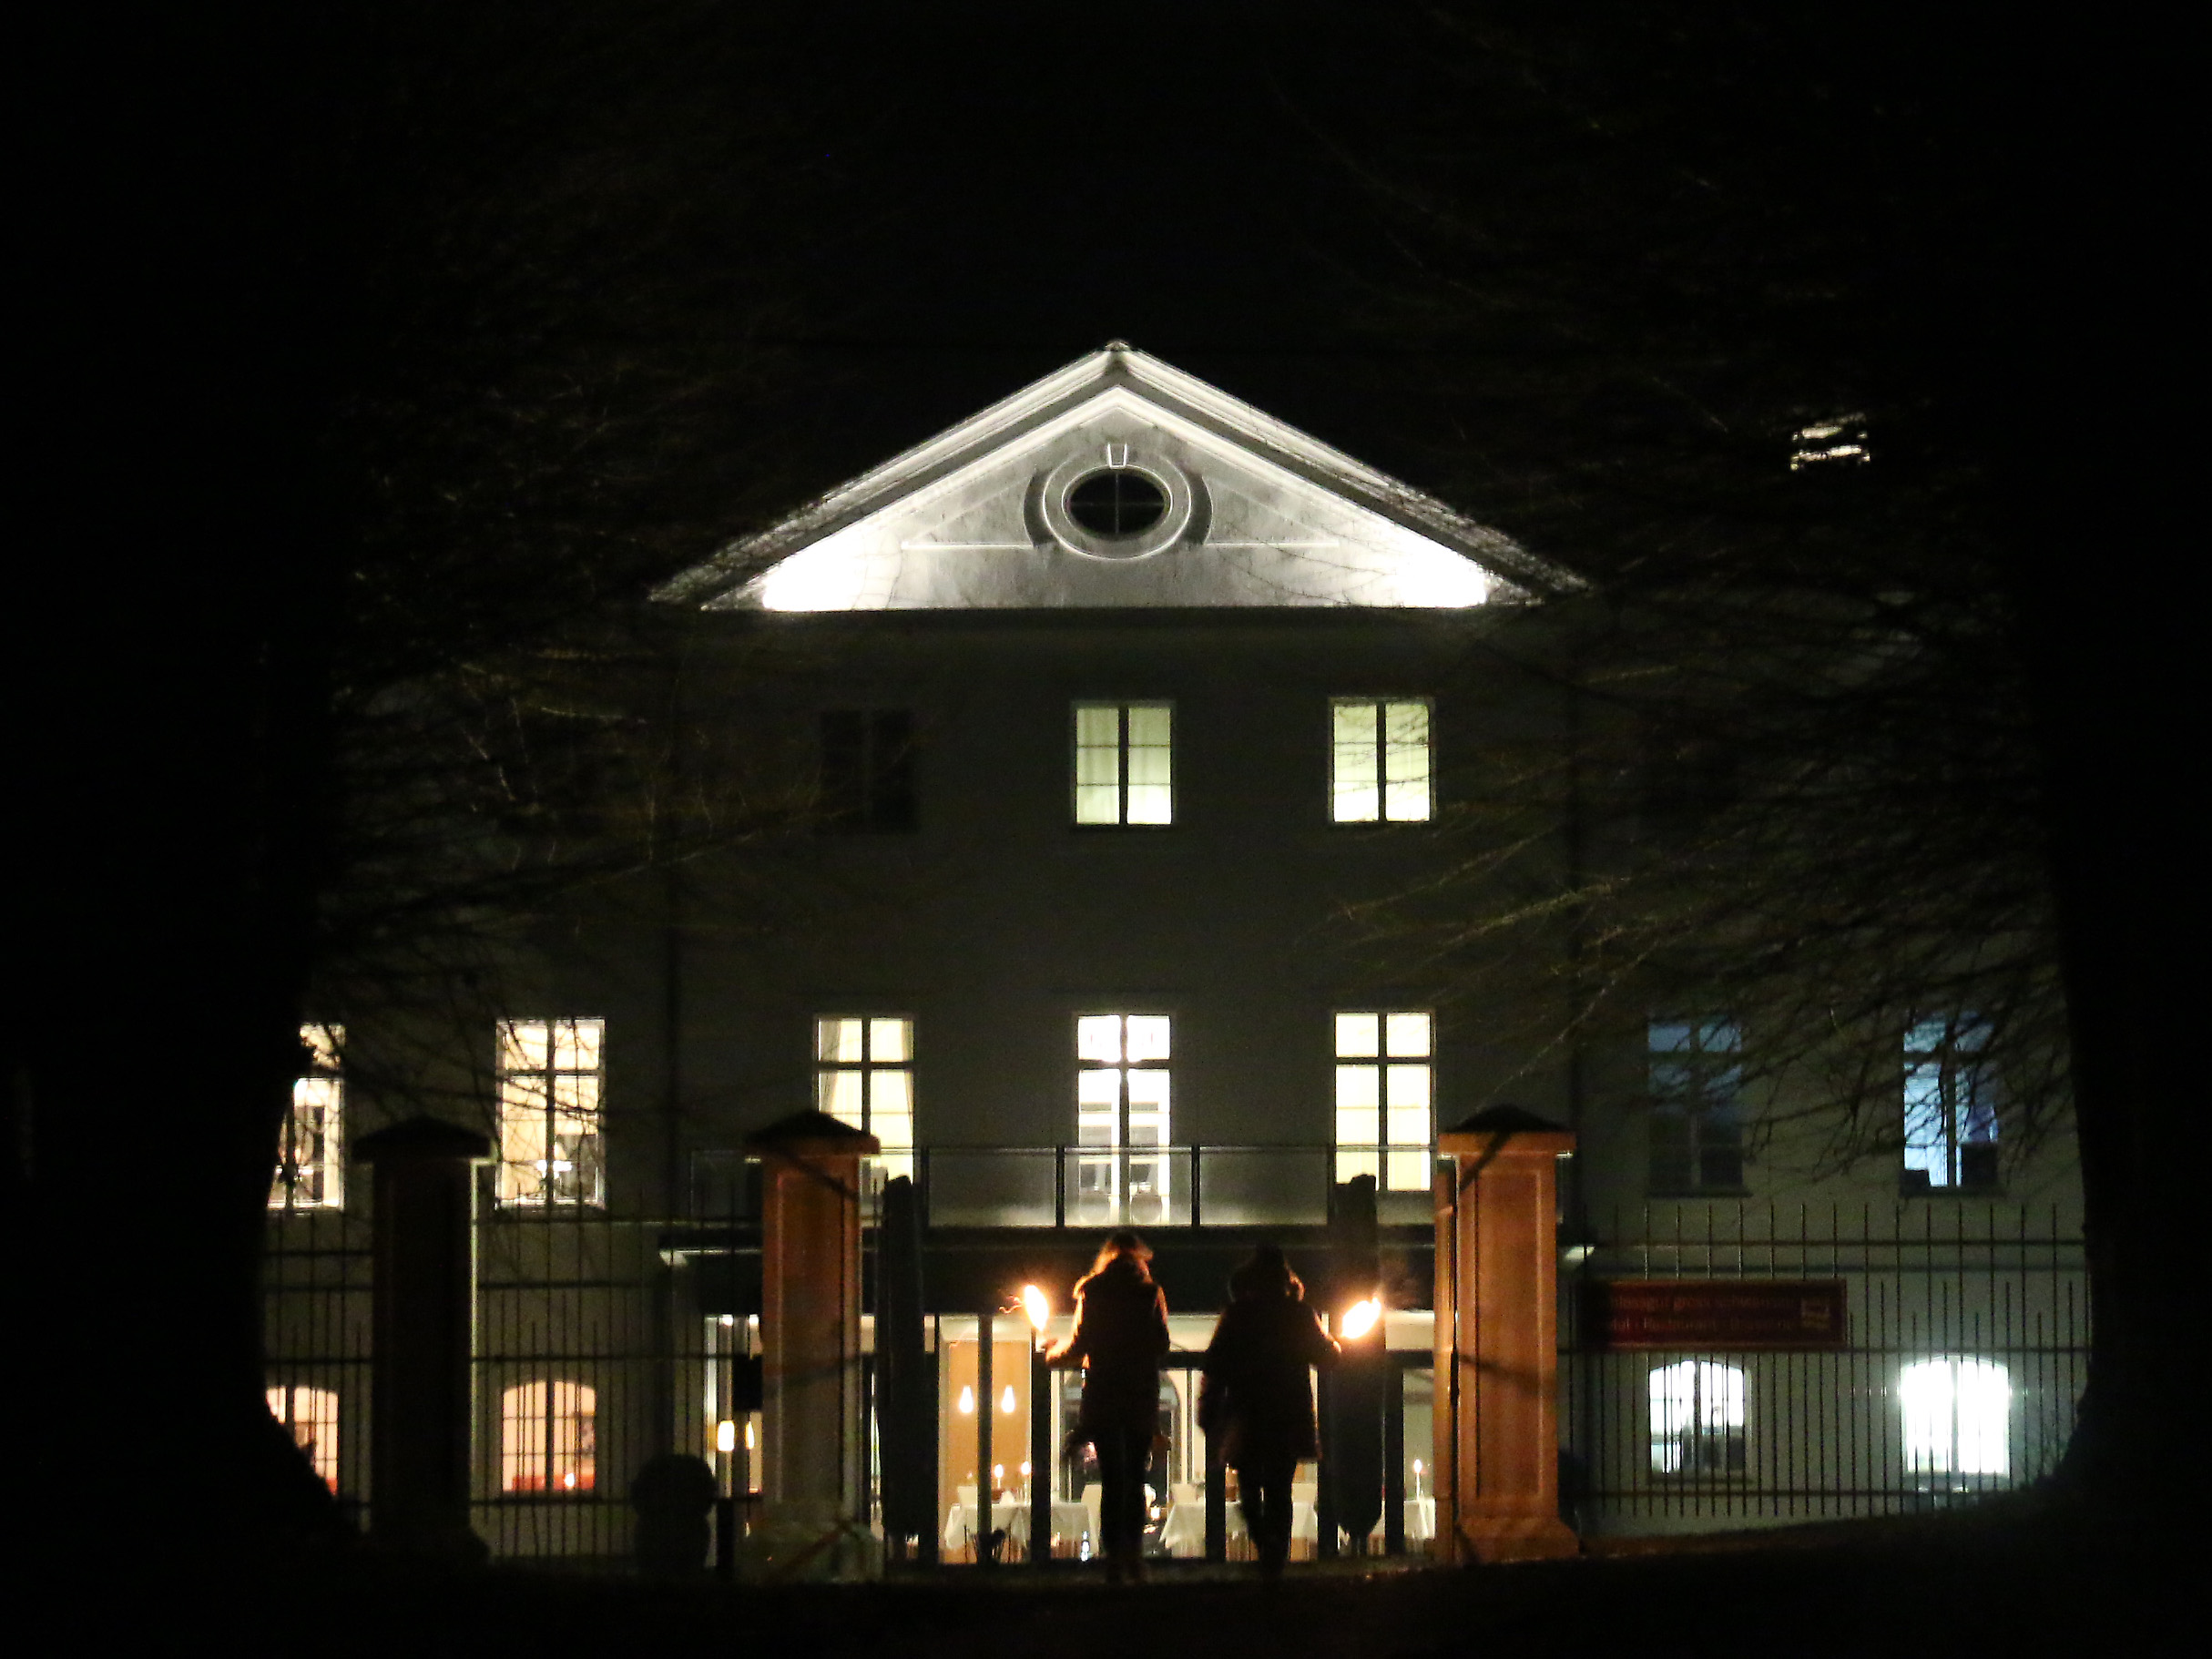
[1198,1244,1340,1579]
[1046,1229,1169,1583]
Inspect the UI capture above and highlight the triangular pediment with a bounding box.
[656,345,1576,612]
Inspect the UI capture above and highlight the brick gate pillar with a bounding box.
[355,1117,492,1562]
[1432,1106,1579,1562]
[745,1110,880,1579]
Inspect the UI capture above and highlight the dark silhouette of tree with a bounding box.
[1255,2,2183,1513]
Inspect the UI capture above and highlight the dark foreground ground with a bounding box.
[150,1498,2187,1658]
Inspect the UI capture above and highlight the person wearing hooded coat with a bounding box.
[1197,1244,1340,1577]
[1045,1229,1170,1582]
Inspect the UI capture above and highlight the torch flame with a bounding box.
[1340,1297,1382,1340]
[1021,1284,1050,1332]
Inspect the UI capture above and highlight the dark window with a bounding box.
[820,709,916,831]
[1648,1018,1746,1193]
[1066,469,1167,538]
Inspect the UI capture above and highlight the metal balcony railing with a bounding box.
[688,1145,1440,1227]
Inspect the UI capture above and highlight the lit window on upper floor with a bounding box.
[501,1379,596,1494]
[1899,1358,2010,1481]
[1074,703,1172,825]
[1902,1014,1997,1192]
[1331,699,1431,822]
[817,1015,914,1184]
[1334,1012,1432,1191]
[267,1384,339,1491]
[270,1023,344,1210]
[497,1019,606,1208]
[1075,1013,1172,1222]
[1649,1359,1747,1477]
[1648,1018,1746,1194]
[820,708,916,831]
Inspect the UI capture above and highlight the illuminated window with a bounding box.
[1073,703,1172,825]
[1330,699,1432,822]
[1899,1358,2011,1479]
[1647,1018,1745,1193]
[1903,1015,1998,1190]
[270,1023,344,1209]
[820,709,915,831]
[1075,1014,1172,1219]
[496,1019,606,1207]
[817,1015,914,1182]
[267,1384,339,1491]
[1648,1359,1746,1476]
[1789,412,1870,470]
[500,1379,596,1494]
[1334,1012,1432,1190]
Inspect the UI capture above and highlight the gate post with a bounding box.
[355,1117,491,1562]
[1432,1107,1579,1562]
[746,1110,880,1579]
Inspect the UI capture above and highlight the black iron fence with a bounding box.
[1561,1201,2088,1532]
[264,1182,2088,1560]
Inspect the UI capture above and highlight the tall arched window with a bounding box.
[1899,1358,2011,1478]
[267,1384,340,1491]
[501,1379,597,1493]
[1648,1359,1747,1476]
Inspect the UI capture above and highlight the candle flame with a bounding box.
[1021,1284,1050,1331]
[1340,1297,1382,1340]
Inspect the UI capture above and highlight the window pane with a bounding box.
[1077,1068,1124,1112]
[1126,1067,1171,1133]
[1336,1064,1380,1113]
[1335,1147,1380,1184]
[1331,701,1380,823]
[1125,705,1171,749]
[869,1017,912,1064]
[1385,1064,1431,1114]
[1699,1019,1743,1052]
[1648,1021,1693,1053]
[1126,783,1173,825]
[1383,1012,1432,1058]
[1335,1013,1381,1059]
[1125,1016,1171,1062]
[501,1020,548,1071]
[555,1018,603,1071]
[818,1018,865,1064]
[1382,701,1431,819]
[1336,1104,1380,1148]
[302,1023,343,1071]
[1384,1148,1431,1192]
[1075,706,1122,748]
[819,1070,866,1127]
[1076,1016,1123,1064]
[1386,1101,1431,1148]
[553,1073,600,1116]
[1075,784,1122,824]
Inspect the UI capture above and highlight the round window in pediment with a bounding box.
[1065,468,1168,539]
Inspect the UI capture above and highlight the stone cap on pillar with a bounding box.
[1438,1104,1575,1157]
[354,1116,494,1163]
[747,1110,882,1161]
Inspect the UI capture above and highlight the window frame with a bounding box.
[1329,697,1434,824]
[814,1013,916,1184]
[1331,1009,1435,1191]
[1898,1356,2012,1482]
[494,1018,607,1210]
[1070,700,1175,828]
[270,1022,345,1211]
[1901,1013,2000,1193]
[818,707,917,832]
[1646,1016,1748,1196]
[1647,1358,1748,1480]
[498,1377,599,1497]
[1074,1012,1174,1218]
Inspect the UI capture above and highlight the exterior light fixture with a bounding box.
[716,1420,737,1453]
[1340,1297,1382,1340]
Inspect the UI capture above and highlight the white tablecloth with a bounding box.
[942,1501,1027,1553]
